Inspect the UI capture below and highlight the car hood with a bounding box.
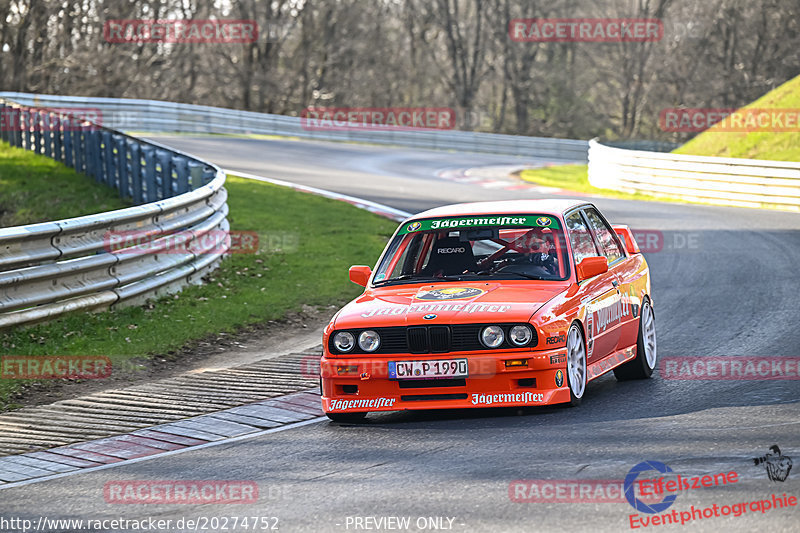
[333,282,567,328]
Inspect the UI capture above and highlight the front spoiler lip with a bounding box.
[322,388,571,413]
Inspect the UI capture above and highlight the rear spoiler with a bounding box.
[612,225,641,254]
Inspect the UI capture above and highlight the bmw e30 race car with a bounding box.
[320,200,657,422]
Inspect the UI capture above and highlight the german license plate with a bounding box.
[388,359,468,380]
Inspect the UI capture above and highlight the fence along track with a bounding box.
[0,99,229,329]
[0,92,590,162]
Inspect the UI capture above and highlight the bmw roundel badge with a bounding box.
[423,314,437,320]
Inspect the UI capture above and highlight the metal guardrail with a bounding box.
[588,139,800,211]
[0,99,229,329]
[0,92,589,163]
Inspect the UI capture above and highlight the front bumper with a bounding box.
[320,348,570,413]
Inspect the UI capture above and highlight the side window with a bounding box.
[565,211,600,263]
[583,208,623,263]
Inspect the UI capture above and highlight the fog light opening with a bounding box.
[342,384,359,394]
[337,365,359,375]
[517,378,536,387]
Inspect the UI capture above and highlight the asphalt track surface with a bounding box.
[2,136,799,532]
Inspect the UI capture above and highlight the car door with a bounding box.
[564,209,620,364]
[581,207,636,352]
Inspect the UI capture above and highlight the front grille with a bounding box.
[329,323,536,355]
[407,327,428,353]
[401,393,468,402]
[398,378,466,389]
[429,326,451,352]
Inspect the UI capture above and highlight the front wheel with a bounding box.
[613,299,657,380]
[566,323,587,406]
[326,412,367,423]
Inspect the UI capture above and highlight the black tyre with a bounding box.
[565,323,587,407]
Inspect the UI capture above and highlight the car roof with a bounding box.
[407,199,590,221]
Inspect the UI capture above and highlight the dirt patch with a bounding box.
[4,305,333,411]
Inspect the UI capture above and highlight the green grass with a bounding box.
[0,142,128,227]
[0,175,397,410]
[518,164,669,202]
[674,75,800,161]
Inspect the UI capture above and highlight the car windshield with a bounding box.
[373,214,570,284]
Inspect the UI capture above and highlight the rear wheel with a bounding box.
[613,299,657,380]
[566,323,587,406]
[326,412,367,423]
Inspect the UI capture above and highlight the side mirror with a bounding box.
[349,265,372,287]
[576,256,608,282]
[612,224,640,254]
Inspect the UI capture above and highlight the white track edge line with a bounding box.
[0,416,327,491]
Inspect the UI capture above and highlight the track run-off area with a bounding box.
[2,135,799,533]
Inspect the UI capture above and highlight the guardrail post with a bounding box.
[32,111,42,154]
[12,108,21,148]
[19,109,29,150]
[0,104,7,144]
[42,113,52,158]
[141,146,156,203]
[52,115,63,163]
[12,108,22,148]
[114,134,129,199]
[173,156,190,195]
[63,119,74,167]
[101,130,114,187]
[83,124,94,177]
[188,162,203,190]
[156,150,171,199]
[128,141,143,204]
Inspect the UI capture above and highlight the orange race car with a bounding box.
[320,200,657,421]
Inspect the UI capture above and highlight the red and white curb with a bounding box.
[436,165,584,195]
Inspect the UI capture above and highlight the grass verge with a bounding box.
[518,164,671,203]
[673,75,800,160]
[0,142,128,227]
[0,175,397,410]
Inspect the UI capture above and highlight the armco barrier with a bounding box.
[0,92,589,162]
[0,99,229,329]
[588,139,800,211]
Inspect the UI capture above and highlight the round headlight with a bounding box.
[333,331,355,352]
[358,330,381,352]
[481,326,505,348]
[509,325,533,346]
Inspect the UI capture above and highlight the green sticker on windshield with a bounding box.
[399,214,560,235]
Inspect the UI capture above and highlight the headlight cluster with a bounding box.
[332,330,381,353]
[480,324,533,348]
